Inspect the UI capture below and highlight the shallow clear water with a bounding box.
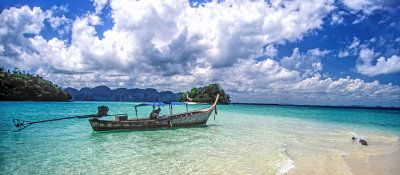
[0,102,399,174]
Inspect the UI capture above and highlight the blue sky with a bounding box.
[0,0,399,107]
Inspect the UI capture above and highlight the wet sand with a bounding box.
[345,148,400,175]
[286,130,400,175]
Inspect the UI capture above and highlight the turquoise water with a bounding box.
[0,102,399,174]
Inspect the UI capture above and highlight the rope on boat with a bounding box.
[214,106,217,120]
[135,106,138,119]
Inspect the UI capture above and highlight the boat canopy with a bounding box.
[134,102,185,108]
[133,102,187,119]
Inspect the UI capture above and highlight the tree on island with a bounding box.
[0,67,71,101]
[179,84,230,104]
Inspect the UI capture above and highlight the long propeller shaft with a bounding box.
[13,114,102,132]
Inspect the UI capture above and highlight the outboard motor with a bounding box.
[98,106,109,116]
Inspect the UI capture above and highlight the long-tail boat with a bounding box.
[89,94,219,131]
[13,94,219,132]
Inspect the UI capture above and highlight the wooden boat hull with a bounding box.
[89,107,215,131]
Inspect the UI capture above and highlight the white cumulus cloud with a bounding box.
[356,48,400,76]
[92,0,109,14]
[342,0,381,14]
[0,6,46,68]
[280,48,328,78]
[338,50,349,58]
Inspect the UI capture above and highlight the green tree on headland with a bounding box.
[0,67,71,101]
[179,84,230,104]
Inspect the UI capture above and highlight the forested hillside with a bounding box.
[0,68,71,101]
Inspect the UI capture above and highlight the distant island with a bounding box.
[65,84,231,104]
[179,84,230,105]
[64,86,181,102]
[0,68,71,101]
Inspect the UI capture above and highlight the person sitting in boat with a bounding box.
[149,107,161,119]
